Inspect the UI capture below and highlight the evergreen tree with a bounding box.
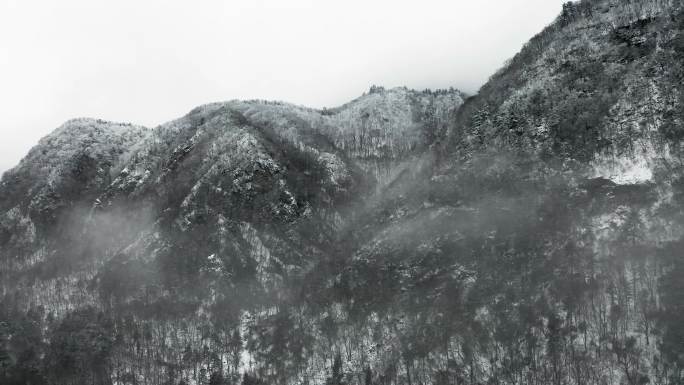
[209,371,225,385]
[0,321,11,380]
[364,366,373,385]
[326,354,345,385]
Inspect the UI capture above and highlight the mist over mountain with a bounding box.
[2,1,684,385]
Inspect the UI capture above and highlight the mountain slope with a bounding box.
[304,1,684,384]
[451,0,684,178]
[0,88,465,385]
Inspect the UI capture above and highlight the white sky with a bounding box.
[0,0,566,174]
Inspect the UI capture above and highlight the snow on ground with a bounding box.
[591,153,653,184]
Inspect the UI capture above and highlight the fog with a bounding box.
[0,0,567,174]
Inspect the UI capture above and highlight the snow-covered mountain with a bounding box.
[0,87,465,385]
[2,1,684,385]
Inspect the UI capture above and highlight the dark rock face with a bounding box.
[2,1,684,384]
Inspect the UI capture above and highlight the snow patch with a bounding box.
[239,311,255,373]
[591,155,653,184]
[591,141,659,185]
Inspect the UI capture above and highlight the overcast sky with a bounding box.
[0,0,567,174]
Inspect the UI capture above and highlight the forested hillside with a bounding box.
[2,1,684,385]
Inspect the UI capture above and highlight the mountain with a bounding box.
[2,1,684,384]
[0,87,465,385]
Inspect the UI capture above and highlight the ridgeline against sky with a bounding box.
[0,0,567,174]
